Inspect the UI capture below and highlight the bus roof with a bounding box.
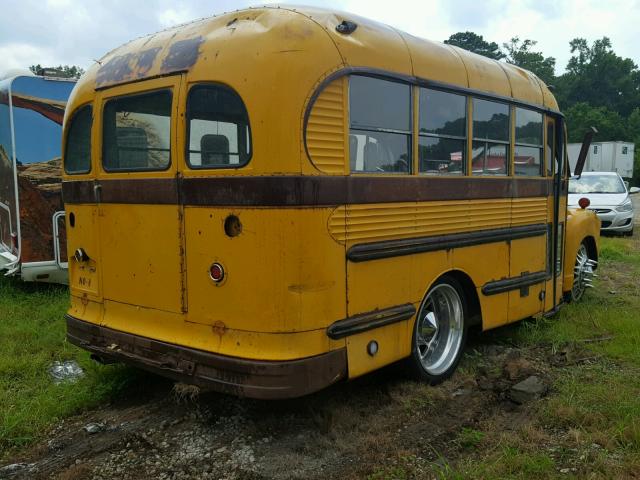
[68,5,558,118]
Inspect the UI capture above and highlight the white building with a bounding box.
[568,141,634,178]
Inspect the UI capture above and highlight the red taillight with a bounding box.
[209,262,225,283]
[578,197,591,209]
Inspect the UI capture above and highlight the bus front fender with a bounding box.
[563,208,600,294]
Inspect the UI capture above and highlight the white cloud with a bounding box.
[46,0,73,8]
[0,43,52,71]
[158,8,196,28]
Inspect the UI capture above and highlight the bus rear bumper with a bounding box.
[66,315,347,399]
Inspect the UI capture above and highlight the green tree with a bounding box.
[29,64,85,79]
[555,37,640,116]
[563,102,627,143]
[444,32,505,60]
[503,37,556,85]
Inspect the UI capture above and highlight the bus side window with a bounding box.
[186,84,251,169]
[418,88,467,175]
[349,76,411,174]
[65,105,92,174]
[471,98,510,176]
[514,107,543,176]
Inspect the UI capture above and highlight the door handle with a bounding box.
[93,182,102,203]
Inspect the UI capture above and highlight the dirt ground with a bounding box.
[0,325,585,480]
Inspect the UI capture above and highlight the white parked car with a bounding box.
[568,172,639,236]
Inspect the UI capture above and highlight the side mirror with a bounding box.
[573,126,598,178]
[630,187,640,194]
[624,180,630,189]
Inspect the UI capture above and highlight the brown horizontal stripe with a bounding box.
[62,180,95,204]
[347,223,548,262]
[100,178,178,204]
[63,176,551,206]
[63,178,178,204]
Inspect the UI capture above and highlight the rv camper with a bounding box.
[0,71,75,283]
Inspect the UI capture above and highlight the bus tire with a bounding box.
[571,241,596,302]
[406,275,468,385]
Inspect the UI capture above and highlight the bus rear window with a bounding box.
[186,85,251,169]
[102,90,172,172]
[65,105,92,174]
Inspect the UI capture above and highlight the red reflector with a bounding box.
[578,197,591,209]
[209,263,225,282]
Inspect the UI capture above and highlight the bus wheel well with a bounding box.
[583,236,598,267]
[441,270,482,328]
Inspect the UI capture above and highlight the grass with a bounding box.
[448,234,640,479]
[458,427,485,450]
[0,277,138,461]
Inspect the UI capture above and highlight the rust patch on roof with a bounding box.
[161,37,204,74]
[96,47,161,88]
[137,47,162,73]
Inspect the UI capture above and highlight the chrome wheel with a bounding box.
[415,283,465,376]
[571,243,597,302]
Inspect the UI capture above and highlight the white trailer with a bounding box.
[568,141,634,178]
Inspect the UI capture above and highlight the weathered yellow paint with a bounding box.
[402,34,469,88]
[452,244,510,330]
[184,207,346,333]
[455,47,512,98]
[66,204,101,300]
[508,236,545,322]
[68,294,103,325]
[500,62,544,106]
[296,8,414,75]
[61,6,596,387]
[347,319,412,378]
[98,204,184,313]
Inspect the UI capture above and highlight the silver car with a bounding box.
[568,172,639,236]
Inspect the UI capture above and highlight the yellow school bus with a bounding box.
[62,6,600,398]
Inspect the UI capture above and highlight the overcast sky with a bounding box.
[1,0,639,76]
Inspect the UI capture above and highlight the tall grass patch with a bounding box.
[0,277,136,459]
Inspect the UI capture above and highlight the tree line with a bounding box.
[445,32,640,180]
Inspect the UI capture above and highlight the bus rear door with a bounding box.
[94,75,186,315]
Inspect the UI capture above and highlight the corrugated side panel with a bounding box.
[511,197,548,226]
[306,77,346,174]
[329,199,512,244]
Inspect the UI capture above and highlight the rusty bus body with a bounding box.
[62,6,599,398]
